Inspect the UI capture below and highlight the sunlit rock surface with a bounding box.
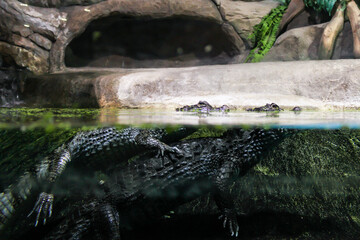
[218,0,279,47]
[264,22,354,61]
[22,60,360,109]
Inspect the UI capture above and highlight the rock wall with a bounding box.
[264,22,354,61]
[22,59,360,109]
[1,0,279,74]
[2,0,359,73]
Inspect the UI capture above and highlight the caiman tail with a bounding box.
[0,171,35,230]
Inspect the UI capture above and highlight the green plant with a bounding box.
[245,4,288,63]
[304,0,338,15]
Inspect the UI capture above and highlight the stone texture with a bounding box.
[65,16,244,68]
[219,0,280,46]
[18,0,106,7]
[1,0,248,73]
[50,0,227,71]
[263,22,354,61]
[29,33,52,50]
[0,0,67,73]
[22,60,360,109]
[0,41,49,73]
[284,9,330,32]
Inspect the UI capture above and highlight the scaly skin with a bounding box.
[0,127,196,230]
[246,103,284,112]
[33,127,294,240]
[176,101,230,113]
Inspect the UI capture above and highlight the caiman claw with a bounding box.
[28,192,54,226]
[157,144,184,158]
[219,208,239,237]
[157,144,184,167]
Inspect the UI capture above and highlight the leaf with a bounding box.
[245,5,288,63]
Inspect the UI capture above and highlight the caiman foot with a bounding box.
[157,143,184,158]
[28,192,54,226]
[156,143,184,167]
[219,208,239,237]
[135,130,184,161]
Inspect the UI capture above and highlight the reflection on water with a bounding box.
[2,108,360,129]
[0,123,360,239]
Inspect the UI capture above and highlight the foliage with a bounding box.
[304,0,338,15]
[245,4,288,63]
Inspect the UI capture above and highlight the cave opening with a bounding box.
[65,16,239,68]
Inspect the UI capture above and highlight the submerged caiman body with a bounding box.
[0,127,195,232]
[1,127,294,239]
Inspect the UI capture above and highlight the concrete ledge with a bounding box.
[22,59,360,110]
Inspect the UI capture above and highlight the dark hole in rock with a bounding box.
[65,16,238,68]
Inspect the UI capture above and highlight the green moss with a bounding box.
[235,129,360,237]
[0,108,101,128]
[183,126,227,139]
[254,165,280,176]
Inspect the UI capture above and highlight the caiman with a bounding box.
[0,127,196,231]
[0,127,294,239]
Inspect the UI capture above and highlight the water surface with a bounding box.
[1,108,360,129]
[1,108,360,239]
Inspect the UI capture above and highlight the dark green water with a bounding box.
[1,108,360,239]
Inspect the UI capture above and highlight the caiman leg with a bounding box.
[44,201,120,240]
[319,4,345,59]
[92,203,121,240]
[135,130,183,159]
[29,127,184,226]
[347,0,360,58]
[214,161,239,237]
[277,0,306,36]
